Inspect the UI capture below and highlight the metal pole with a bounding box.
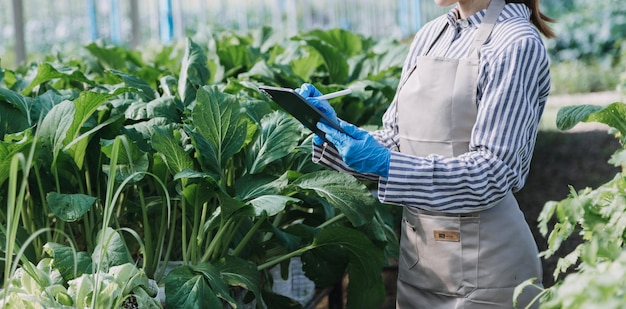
[412,0,422,32]
[130,0,140,48]
[159,0,174,43]
[398,0,408,37]
[11,0,26,64]
[110,0,121,44]
[86,0,98,41]
[172,0,184,39]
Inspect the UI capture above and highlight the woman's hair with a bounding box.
[506,0,556,38]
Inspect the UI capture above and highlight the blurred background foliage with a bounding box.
[542,0,626,94]
[1,0,625,94]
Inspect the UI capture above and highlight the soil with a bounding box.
[313,92,624,308]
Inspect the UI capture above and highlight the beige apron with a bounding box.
[395,1,543,308]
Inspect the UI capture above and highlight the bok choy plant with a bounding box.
[1,26,405,308]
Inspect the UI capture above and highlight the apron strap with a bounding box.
[468,0,506,59]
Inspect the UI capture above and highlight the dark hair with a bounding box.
[506,0,556,38]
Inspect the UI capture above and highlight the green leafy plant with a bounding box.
[1,132,161,308]
[2,238,161,309]
[1,27,404,308]
[531,99,626,308]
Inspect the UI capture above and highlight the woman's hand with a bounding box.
[296,83,338,145]
[318,120,390,177]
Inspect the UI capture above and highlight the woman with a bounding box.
[296,0,555,308]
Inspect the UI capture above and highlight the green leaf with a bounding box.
[85,42,145,71]
[191,86,247,174]
[0,87,31,125]
[101,136,149,183]
[31,89,74,122]
[181,182,213,209]
[39,100,74,161]
[63,91,124,168]
[178,38,210,107]
[248,195,300,217]
[124,117,169,151]
[109,69,157,102]
[260,291,303,309]
[191,263,237,306]
[583,102,626,136]
[238,60,276,83]
[174,168,219,184]
[219,193,255,219]
[217,256,266,308]
[64,91,122,145]
[91,227,133,269]
[234,172,289,200]
[0,223,38,266]
[108,263,156,297]
[512,278,542,308]
[556,104,606,131]
[300,38,349,84]
[164,265,223,308]
[146,96,180,121]
[0,131,33,185]
[267,224,303,253]
[293,170,375,226]
[46,192,97,222]
[313,226,385,309]
[0,105,30,139]
[214,36,256,77]
[538,201,559,237]
[609,149,626,167]
[245,111,301,174]
[43,242,93,281]
[152,125,195,175]
[282,42,325,80]
[304,29,365,57]
[301,244,349,287]
[21,63,94,95]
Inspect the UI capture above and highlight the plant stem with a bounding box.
[232,216,265,257]
[220,218,243,257]
[19,192,38,258]
[4,155,22,298]
[138,185,155,276]
[262,211,284,242]
[155,196,177,280]
[317,213,347,229]
[257,245,315,271]
[181,196,189,265]
[151,174,171,281]
[195,200,209,253]
[189,187,202,265]
[179,178,189,264]
[202,217,233,263]
[33,165,51,242]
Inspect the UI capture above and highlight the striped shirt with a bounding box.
[313,3,551,213]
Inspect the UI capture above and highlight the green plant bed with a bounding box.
[0,28,404,308]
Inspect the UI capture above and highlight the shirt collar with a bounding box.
[445,3,531,29]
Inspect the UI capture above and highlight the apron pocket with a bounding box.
[399,218,419,270]
[398,209,479,296]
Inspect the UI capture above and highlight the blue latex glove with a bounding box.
[295,83,338,145]
[318,120,390,177]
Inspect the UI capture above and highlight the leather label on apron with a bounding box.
[433,230,460,242]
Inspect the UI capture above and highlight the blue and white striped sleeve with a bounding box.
[378,36,550,213]
[310,29,427,182]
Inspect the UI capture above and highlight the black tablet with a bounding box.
[258,86,348,143]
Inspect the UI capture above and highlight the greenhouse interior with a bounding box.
[1,0,626,308]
